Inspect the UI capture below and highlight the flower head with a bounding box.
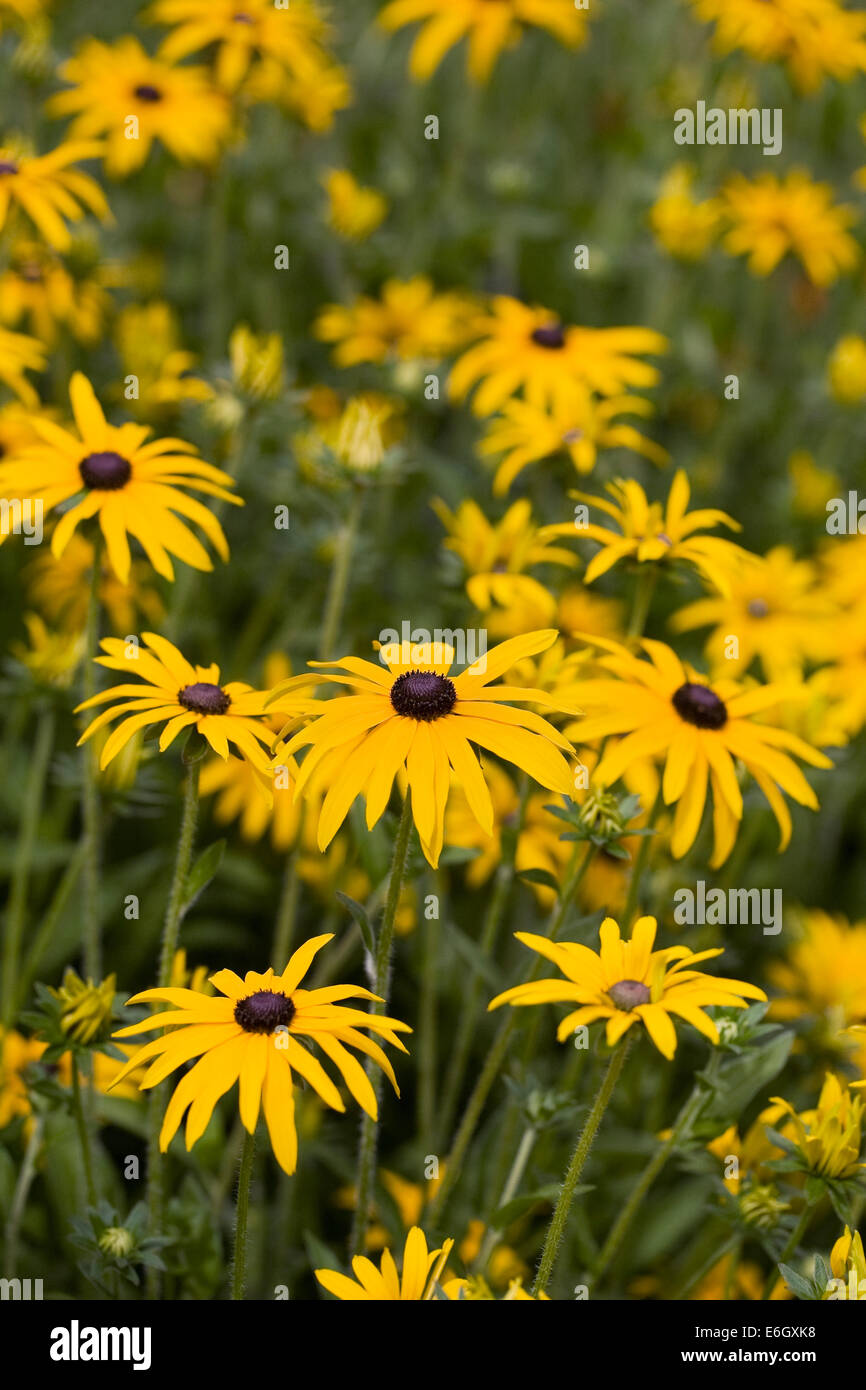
[720,171,858,286]
[489,915,766,1059]
[270,629,577,867]
[314,276,476,367]
[316,1226,452,1299]
[650,165,723,261]
[0,138,109,249]
[771,1073,866,1180]
[0,325,45,405]
[323,169,387,241]
[47,968,117,1045]
[688,0,866,93]
[0,373,239,582]
[109,935,411,1176]
[825,1226,866,1299]
[378,0,590,83]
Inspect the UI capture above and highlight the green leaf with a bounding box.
[490,1184,588,1228]
[778,1262,817,1301]
[699,1028,793,1127]
[516,867,561,892]
[181,839,226,912]
[335,891,375,954]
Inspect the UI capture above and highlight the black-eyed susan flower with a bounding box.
[770,1073,866,1180]
[0,1027,47,1128]
[0,324,45,405]
[314,276,476,367]
[824,1226,866,1299]
[48,967,116,1045]
[450,295,668,416]
[649,165,723,261]
[566,634,832,866]
[11,612,84,687]
[688,0,866,93]
[315,1226,452,1299]
[0,138,109,249]
[270,629,577,867]
[378,0,590,83]
[489,914,766,1059]
[768,910,866,1033]
[48,38,231,177]
[322,169,387,241]
[720,171,858,286]
[670,546,837,682]
[0,240,113,348]
[25,533,164,635]
[0,372,238,582]
[114,302,213,415]
[108,936,411,1176]
[573,471,751,594]
[478,386,668,496]
[77,632,314,772]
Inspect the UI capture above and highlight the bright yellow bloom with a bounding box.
[115,302,213,414]
[316,1226,452,1299]
[229,323,284,400]
[432,496,577,628]
[48,38,231,177]
[109,936,411,1176]
[706,1103,789,1194]
[649,165,723,261]
[825,1226,866,1299]
[489,915,766,1060]
[323,169,387,241]
[768,910,866,1030]
[478,385,668,495]
[688,0,866,92]
[808,599,866,743]
[48,968,116,1045]
[201,752,303,851]
[450,295,667,416]
[77,632,314,773]
[670,546,837,682]
[828,334,866,404]
[720,171,858,286]
[0,325,45,405]
[0,372,238,582]
[574,471,750,594]
[270,630,576,868]
[788,450,840,518]
[0,138,108,249]
[771,1073,866,1179]
[25,533,164,635]
[0,240,112,347]
[0,1027,47,1128]
[314,276,476,367]
[11,612,84,687]
[378,0,590,83]
[566,634,832,866]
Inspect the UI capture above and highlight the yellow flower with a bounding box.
[229,323,284,400]
[706,1103,789,1194]
[478,385,668,496]
[670,546,837,682]
[0,137,109,249]
[557,585,625,644]
[574,471,749,595]
[378,0,590,83]
[720,171,858,286]
[807,599,866,743]
[0,325,45,405]
[323,169,387,241]
[443,1273,550,1300]
[768,910,866,1030]
[688,0,866,93]
[11,612,84,687]
[0,372,239,583]
[771,1073,866,1179]
[48,968,116,1045]
[788,450,840,518]
[25,533,165,635]
[115,302,213,414]
[825,1226,866,1299]
[828,334,866,404]
[270,629,576,868]
[77,631,314,773]
[333,396,390,474]
[0,240,113,348]
[0,1027,47,1128]
[314,276,475,367]
[566,634,832,866]
[316,1226,452,1299]
[450,295,667,416]
[48,37,231,177]
[109,937,411,1176]
[650,165,723,261]
[432,496,577,628]
[489,914,766,1060]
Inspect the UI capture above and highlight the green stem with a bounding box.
[762,1202,815,1300]
[2,706,55,1024]
[533,1039,631,1296]
[71,1062,96,1205]
[417,882,438,1153]
[271,847,302,973]
[620,789,662,928]
[428,843,596,1226]
[231,1128,256,1300]
[81,543,103,980]
[3,1115,43,1277]
[319,485,363,662]
[475,1123,537,1273]
[349,792,414,1257]
[626,566,658,641]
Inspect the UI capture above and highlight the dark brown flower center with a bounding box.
[390,670,457,721]
[19,261,44,283]
[178,682,231,715]
[79,451,132,490]
[233,10,255,20]
[608,979,651,1010]
[0,159,19,176]
[747,598,770,618]
[134,84,163,103]
[672,681,727,730]
[531,324,566,349]
[234,989,295,1034]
